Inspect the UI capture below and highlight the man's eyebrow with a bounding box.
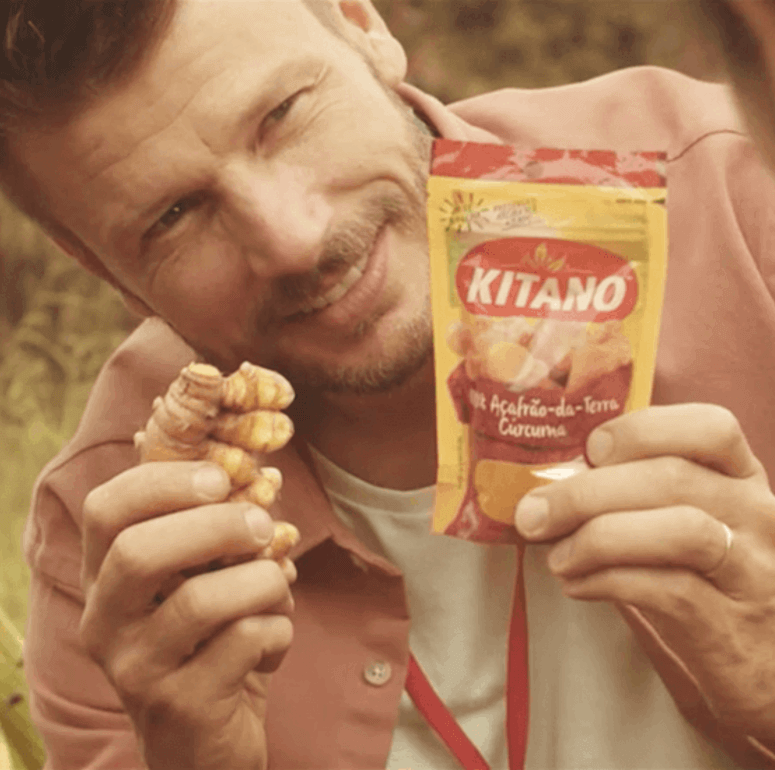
[111,56,325,246]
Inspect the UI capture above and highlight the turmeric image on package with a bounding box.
[427,140,667,544]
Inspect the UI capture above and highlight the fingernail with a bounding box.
[586,429,613,466]
[245,507,274,545]
[515,495,549,537]
[193,465,230,501]
[548,539,573,572]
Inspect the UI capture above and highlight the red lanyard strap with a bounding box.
[405,546,529,770]
[507,546,530,770]
[406,653,491,770]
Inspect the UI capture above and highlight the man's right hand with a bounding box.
[79,460,296,770]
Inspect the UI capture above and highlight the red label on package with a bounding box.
[456,238,638,321]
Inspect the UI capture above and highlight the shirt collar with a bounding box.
[271,437,403,577]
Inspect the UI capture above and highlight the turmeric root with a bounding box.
[229,467,284,508]
[222,361,296,412]
[203,440,260,487]
[135,361,301,563]
[212,410,294,454]
[260,522,301,561]
[134,364,222,462]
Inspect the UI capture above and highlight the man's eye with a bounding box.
[155,194,203,233]
[263,94,298,130]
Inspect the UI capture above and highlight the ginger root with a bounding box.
[135,361,301,563]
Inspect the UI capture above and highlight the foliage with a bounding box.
[373,0,720,102]
[0,197,136,767]
[0,194,135,624]
[0,607,44,770]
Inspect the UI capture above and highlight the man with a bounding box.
[6,0,775,768]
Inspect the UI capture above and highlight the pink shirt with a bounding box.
[23,67,775,769]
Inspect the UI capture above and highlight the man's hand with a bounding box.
[514,403,775,741]
[79,460,296,770]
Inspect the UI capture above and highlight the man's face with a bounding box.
[14,0,433,393]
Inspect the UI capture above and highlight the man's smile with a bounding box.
[294,251,370,314]
[282,223,390,332]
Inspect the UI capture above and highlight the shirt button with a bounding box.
[363,661,392,686]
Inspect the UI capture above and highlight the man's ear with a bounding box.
[327,0,407,86]
[48,234,155,318]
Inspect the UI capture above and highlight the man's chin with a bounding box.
[282,342,433,397]
[277,319,433,397]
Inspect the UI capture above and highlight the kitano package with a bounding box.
[428,139,668,544]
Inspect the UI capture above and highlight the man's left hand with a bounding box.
[514,403,775,741]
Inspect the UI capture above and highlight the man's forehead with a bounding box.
[11,0,333,254]
[17,0,319,144]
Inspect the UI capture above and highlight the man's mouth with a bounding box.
[295,252,370,315]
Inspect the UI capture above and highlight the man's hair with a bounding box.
[688,0,775,158]
[0,0,177,134]
[0,0,337,135]
[0,0,179,257]
[0,0,340,263]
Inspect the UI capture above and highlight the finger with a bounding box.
[181,543,299,586]
[117,615,293,731]
[545,507,733,579]
[196,615,293,684]
[560,566,775,734]
[146,558,294,667]
[515,454,737,541]
[81,461,231,591]
[173,614,293,710]
[87,502,276,619]
[585,404,764,480]
[277,556,298,584]
[151,540,299,607]
[557,566,744,679]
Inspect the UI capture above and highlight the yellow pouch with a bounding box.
[428,141,667,543]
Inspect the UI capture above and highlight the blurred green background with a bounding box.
[0,1,720,766]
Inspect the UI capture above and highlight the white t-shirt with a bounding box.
[309,447,740,770]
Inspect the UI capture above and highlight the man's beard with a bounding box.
[275,297,434,396]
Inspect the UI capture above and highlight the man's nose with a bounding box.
[220,161,333,276]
